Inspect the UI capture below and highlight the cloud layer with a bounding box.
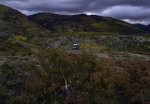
[1,0,150,24]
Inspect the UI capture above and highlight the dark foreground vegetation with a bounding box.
[0,49,150,104]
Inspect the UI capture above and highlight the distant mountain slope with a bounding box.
[0,4,49,39]
[29,13,145,35]
[134,24,150,32]
[0,4,147,38]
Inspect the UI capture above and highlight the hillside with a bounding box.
[29,13,145,35]
[0,4,147,38]
[0,4,49,39]
[134,24,150,32]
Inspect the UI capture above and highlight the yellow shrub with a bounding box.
[8,35,27,43]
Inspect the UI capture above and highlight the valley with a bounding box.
[0,4,150,104]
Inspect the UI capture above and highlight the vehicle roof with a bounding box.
[74,44,79,45]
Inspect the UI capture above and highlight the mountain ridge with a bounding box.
[29,13,146,35]
[134,24,150,32]
[0,4,50,39]
[0,4,149,38]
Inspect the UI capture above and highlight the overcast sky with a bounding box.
[1,0,150,25]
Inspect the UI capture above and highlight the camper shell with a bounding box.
[73,44,80,50]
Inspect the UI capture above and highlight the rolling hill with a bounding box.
[0,4,49,39]
[29,13,145,35]
[0,4,148,39]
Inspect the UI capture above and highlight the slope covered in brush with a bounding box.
[29,13,145,35]
[0,4,49,39]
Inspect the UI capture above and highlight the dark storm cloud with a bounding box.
[1,0,150,24]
